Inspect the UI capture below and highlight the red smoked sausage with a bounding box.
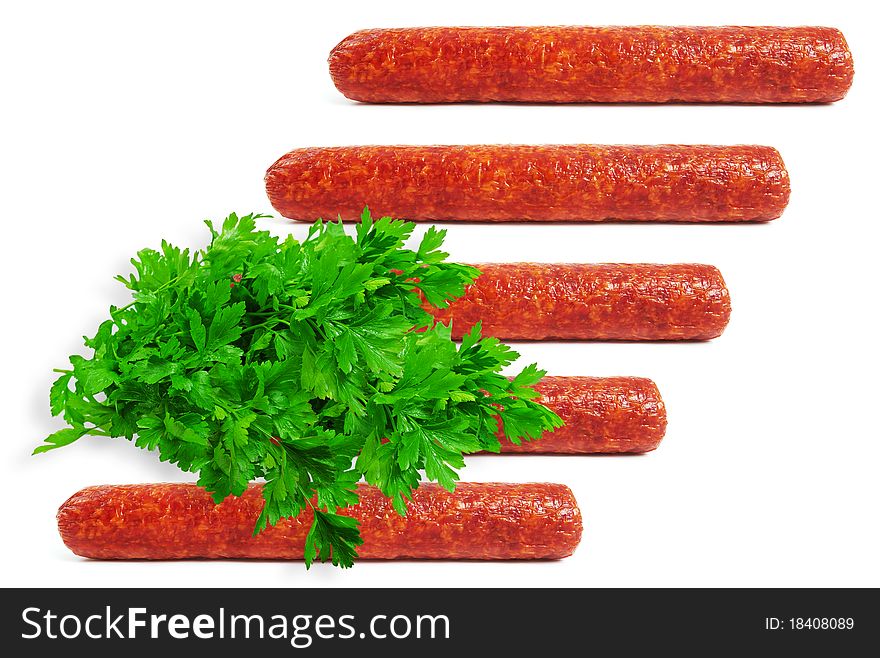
[265,145,789,222]
[430,263,731,341]
[57,483,582,560]
[500,377,666,454]
[329,26,854,104]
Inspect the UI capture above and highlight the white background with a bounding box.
[1,0,877,588]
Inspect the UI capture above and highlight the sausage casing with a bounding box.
[265,145,789,223]
[329,26,854,104]
[500,376,666,454]
[57,482,582,560]
[430,263,731,341]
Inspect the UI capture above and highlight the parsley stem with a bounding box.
[247,304,296,316]
[307,319,328,341]
[241,320,282,334]
[114,272,189,313]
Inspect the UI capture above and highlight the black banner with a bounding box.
[2,588,875,654]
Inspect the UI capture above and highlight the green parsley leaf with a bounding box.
[32,427,90,455]
[304,510,363,569]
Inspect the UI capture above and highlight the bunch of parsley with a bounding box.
[36,209,562,567]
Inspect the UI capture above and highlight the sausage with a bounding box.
[499,377,666,454]
[57,482,582,560]
[265,145,789,222]
[429,263,730,341]
[329,26,854,104]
